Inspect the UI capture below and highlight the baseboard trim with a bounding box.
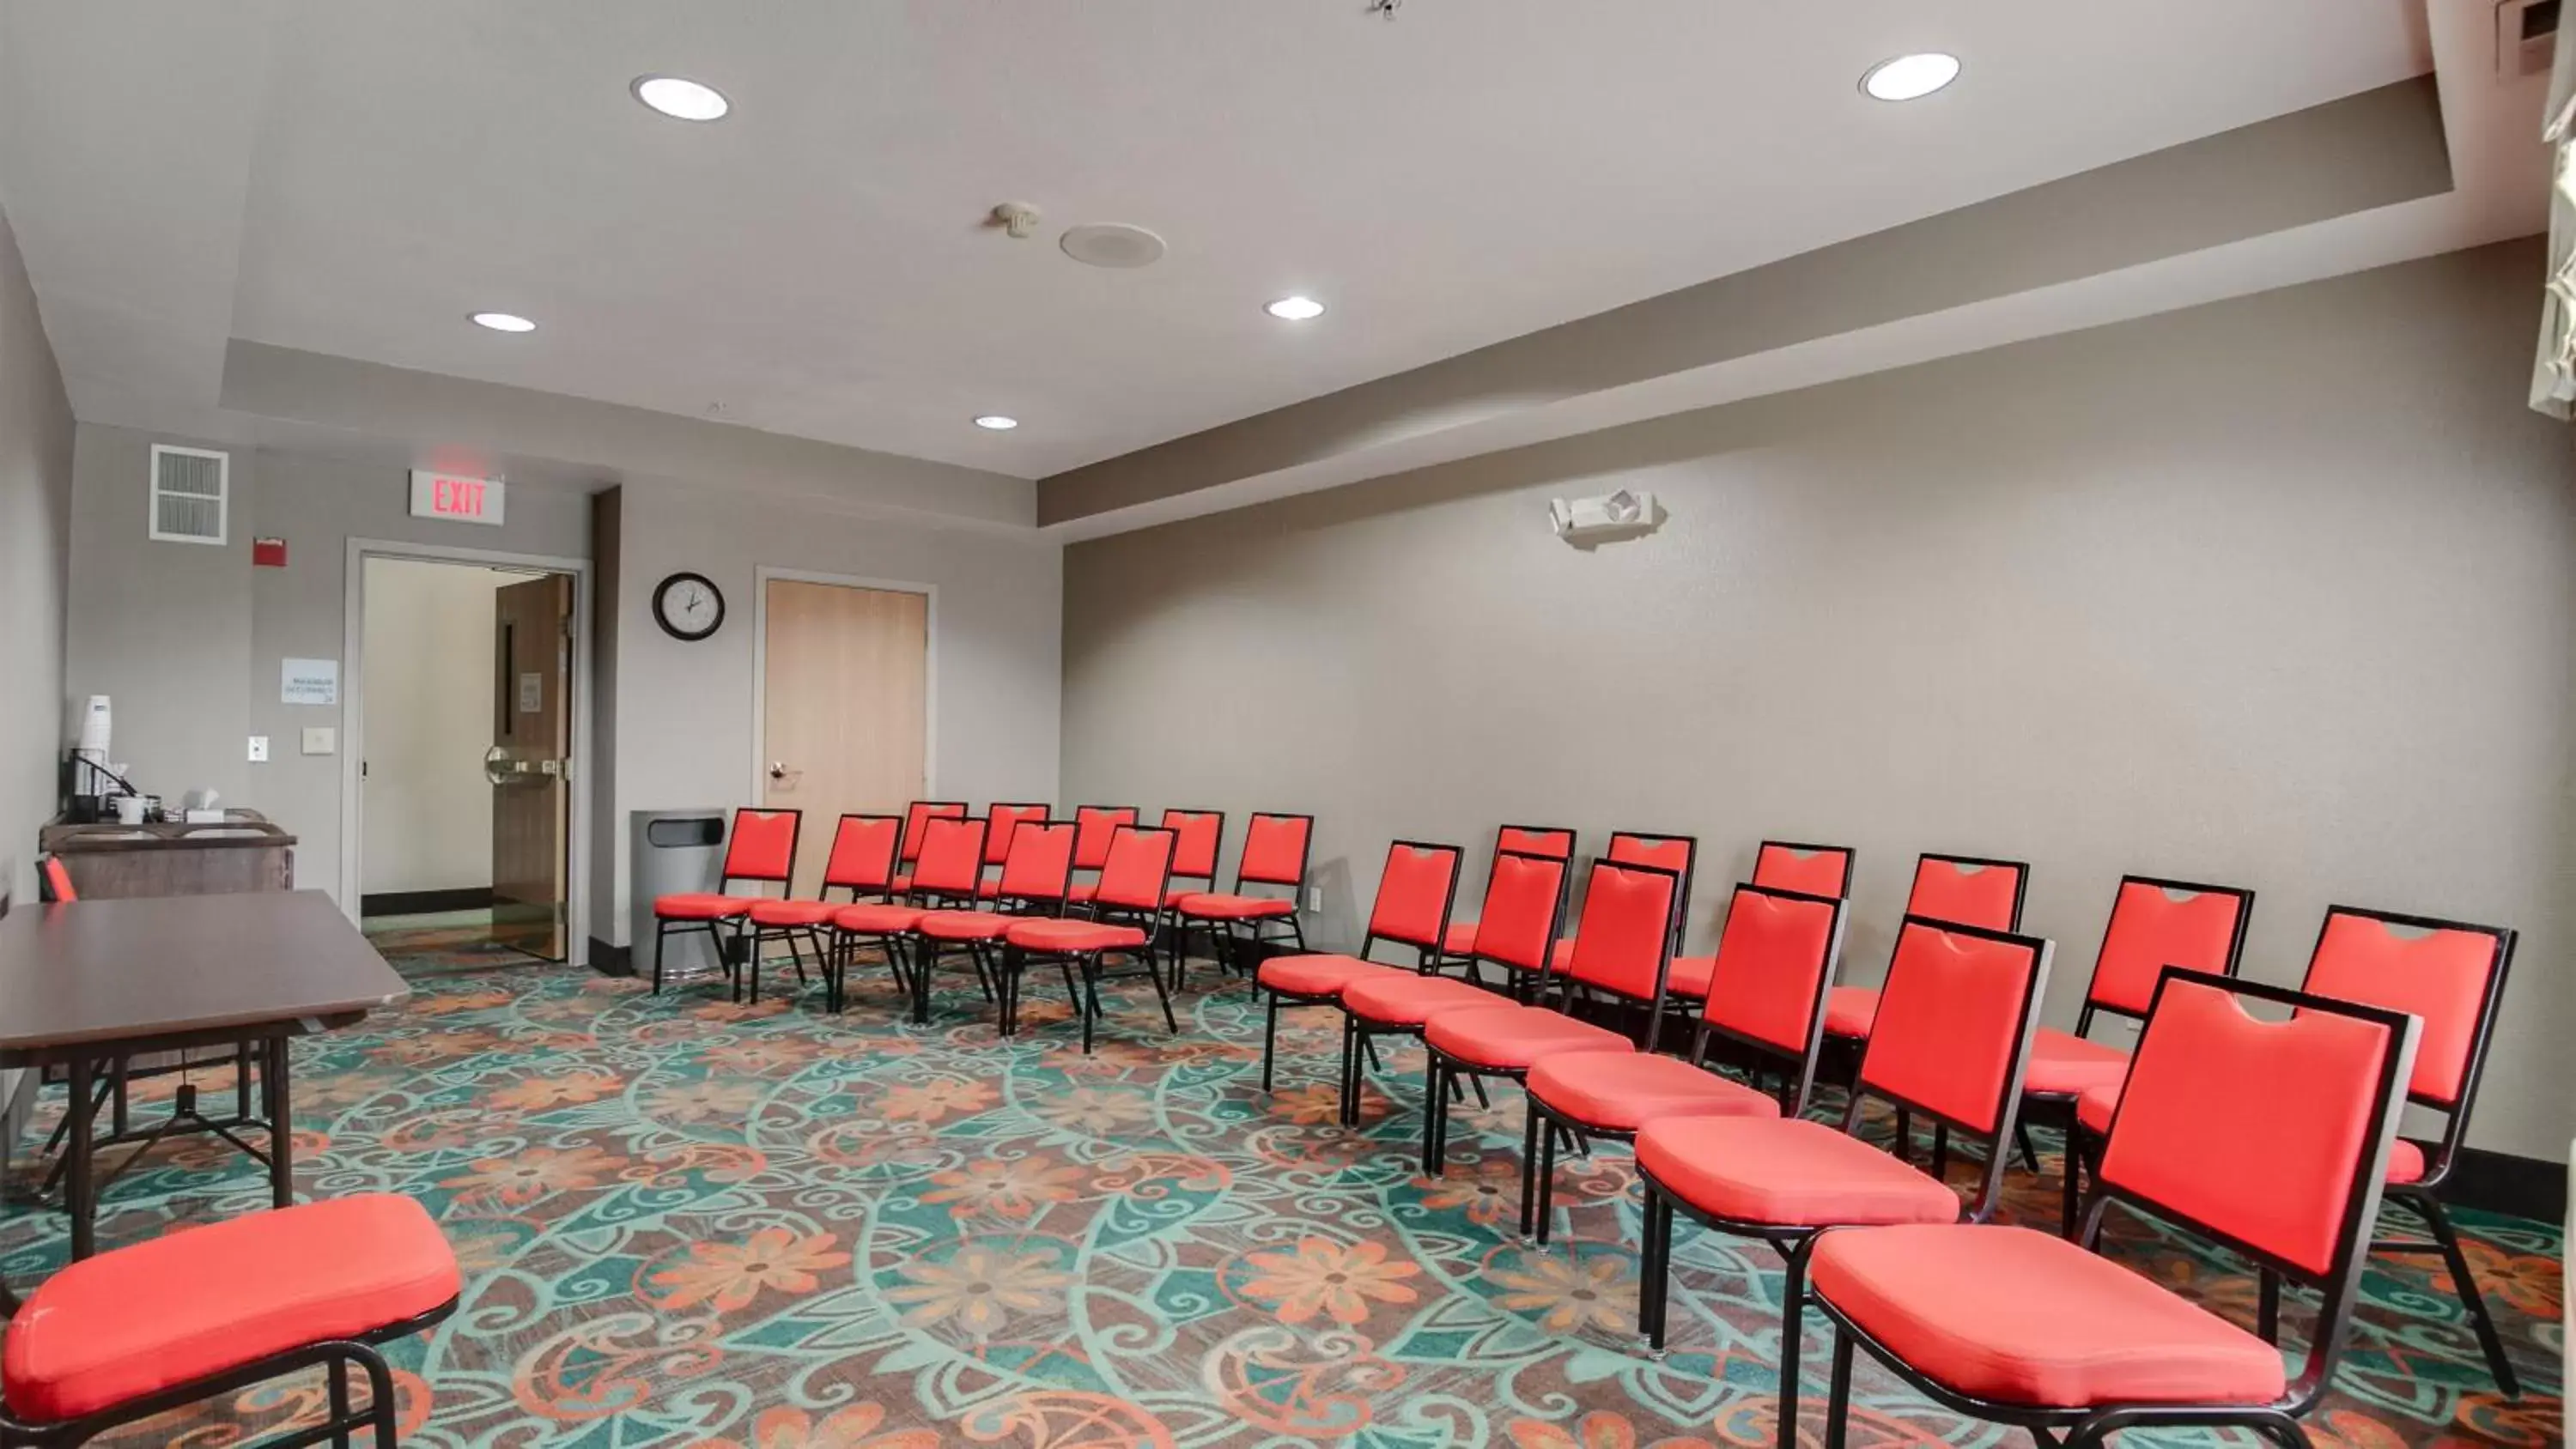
[361,887,495,917]
[589,937,634,977]
[2443,1145,2566,1222]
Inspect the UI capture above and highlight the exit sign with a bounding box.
[409,470,505,526]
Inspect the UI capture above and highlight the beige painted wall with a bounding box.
[1062,238,2576,1163]
[0,193,71,903]
[598,481,1063,945]
[357,558,514,897]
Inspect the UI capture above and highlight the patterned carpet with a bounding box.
[0,929,2560,1447]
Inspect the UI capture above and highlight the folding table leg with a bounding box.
[64,1054,95,1260]
[266,1034,295,1208]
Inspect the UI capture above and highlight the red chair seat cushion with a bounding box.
[654,892,754,921]
[1174,893,1297,920]
[747,899,839,928]
[1423,1006,1630,1071]
[1666,955,1716,999]
[1528,1051,1777,1131]
[1808,1224,2288,1407]
[1635,1117,1959,1228]
[915,909,1012,941]
[2073,1084,2427,1185]
[1342,974,1497,1027]
[3,1194,459,1424]
[1163,886,1207,907]
[834,903,926,934]
[2022,1028,2130,1096]
[1258,955,1396,998]
[1005,919,1146,953]
[1443,920,1479,954]
[1824,985,1880,1039]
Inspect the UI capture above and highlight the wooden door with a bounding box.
[490,573,573,959]
[762,579,927,897]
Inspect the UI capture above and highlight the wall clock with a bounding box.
[652,572,725,641]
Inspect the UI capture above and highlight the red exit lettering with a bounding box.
[434,477,483,516]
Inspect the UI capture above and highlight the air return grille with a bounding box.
[149,444,228,544]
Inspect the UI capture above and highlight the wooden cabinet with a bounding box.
[37,818,296,900]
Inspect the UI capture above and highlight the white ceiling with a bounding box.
[0,1,2433,480]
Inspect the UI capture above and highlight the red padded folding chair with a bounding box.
[1150,808,1226,981]
[1004,825,1180,1052]
[1065,805,1139,899]
[1807,970,2421,1449]
[1751,840,1855,900]
[972,803,1052,898]
[1419,858,1684,1212]
[888,799,967,892]
[650,807,800,1000]
[911,819,1074,1027]
[827,815,986,1016]
[1174,811,1313,981]
[2020,875,2252,1234]
[1334,851,1571,1152]
[1522,883,1849,1241]
[0,1194,459,1448]
[1437,825,1577,970]
[2070,904,2522,1396]
[1633,915,2052,1449]
[1820,851,2026,1046]
[743,812,906,1003]
[1253,840,1463,1096]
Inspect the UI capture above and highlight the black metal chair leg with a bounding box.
[2409,1188,2523,1397]
[1261,994,1279,1092]
[1534,1108,1558,1246]
[1776,1244,1809,1449]
[2015,1121,2042,1173]
[1467,1073,1490,1108]
[1144,949,1180,1034]
[2257,1268,2280,1343]
[328,1356,353,1449]
[1823,1331,1855,1449]
[652,919,667,993]
[1518,1093,1544,1239]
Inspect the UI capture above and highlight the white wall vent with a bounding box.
[148,444,228,544]
[2499,0,2560,82]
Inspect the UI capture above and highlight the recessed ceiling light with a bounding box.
[632,75,730,121]
[974,415,1019,431]
[1861,52,1960,102]
[1266,295,1326,322]
[471,312,537,333]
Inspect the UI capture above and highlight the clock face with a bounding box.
[653,573,725,640]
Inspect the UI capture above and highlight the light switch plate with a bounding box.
[246,735,269,763]
[1307,887,1323,912]
[301,726,336,755]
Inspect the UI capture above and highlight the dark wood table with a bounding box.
[0,890,407,1258]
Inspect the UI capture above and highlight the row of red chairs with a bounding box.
[1253,825,2520,1444]
[647,803,1319,1050]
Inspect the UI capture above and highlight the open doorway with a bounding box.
[354,554,580,969]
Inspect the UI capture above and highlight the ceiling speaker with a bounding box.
[1060,223,1167,269]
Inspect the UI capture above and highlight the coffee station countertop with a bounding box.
[38,815,295,898]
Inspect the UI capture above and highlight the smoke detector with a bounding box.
[1060,223,1167,269]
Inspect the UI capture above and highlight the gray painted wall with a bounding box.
[600,481,1063,945]
[1062,239,2576,1163]
[0,195,71,903]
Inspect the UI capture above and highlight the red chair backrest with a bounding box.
[721,809,799,884]
[1364,840,1461,951]
[2096,972,2417,1281]
[1856,917,2050,1138]
[1467,851,1567,973]
[1236,813,1312,888]
[1160,809,1224,882]
[1094,826,1177,912]
[1606,832,1695,946]
[1701,884,1847,1058]
[1753,841,1853,900]
[993,820,1077,902]
[37,857,75,904]
[1906,853,2026,931]
[1564,860,1681,1003]
[908,815,987,897]
[820,815,902,893]
[1497,824,1576,860]
[983,803,1051,868]
[2085,876,2252,1019]
[1072,806,1139,870]
[2300,908,2510,1110]
[900,801,968,865]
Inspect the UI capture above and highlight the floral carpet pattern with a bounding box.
[0,931,2560,1448]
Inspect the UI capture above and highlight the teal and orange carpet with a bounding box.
[0,931,2559,1446]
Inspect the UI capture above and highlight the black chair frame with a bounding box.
[650,808,801,1001]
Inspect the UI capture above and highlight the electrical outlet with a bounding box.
[301,726,335,755]
[1307,887,1323,912]
[246,735,269,763]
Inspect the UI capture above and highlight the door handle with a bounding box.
[768,761,801,786]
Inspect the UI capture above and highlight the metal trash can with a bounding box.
[630,809,730,983]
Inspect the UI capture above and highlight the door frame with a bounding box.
[747,566,939,816]
[341,537,594,968]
